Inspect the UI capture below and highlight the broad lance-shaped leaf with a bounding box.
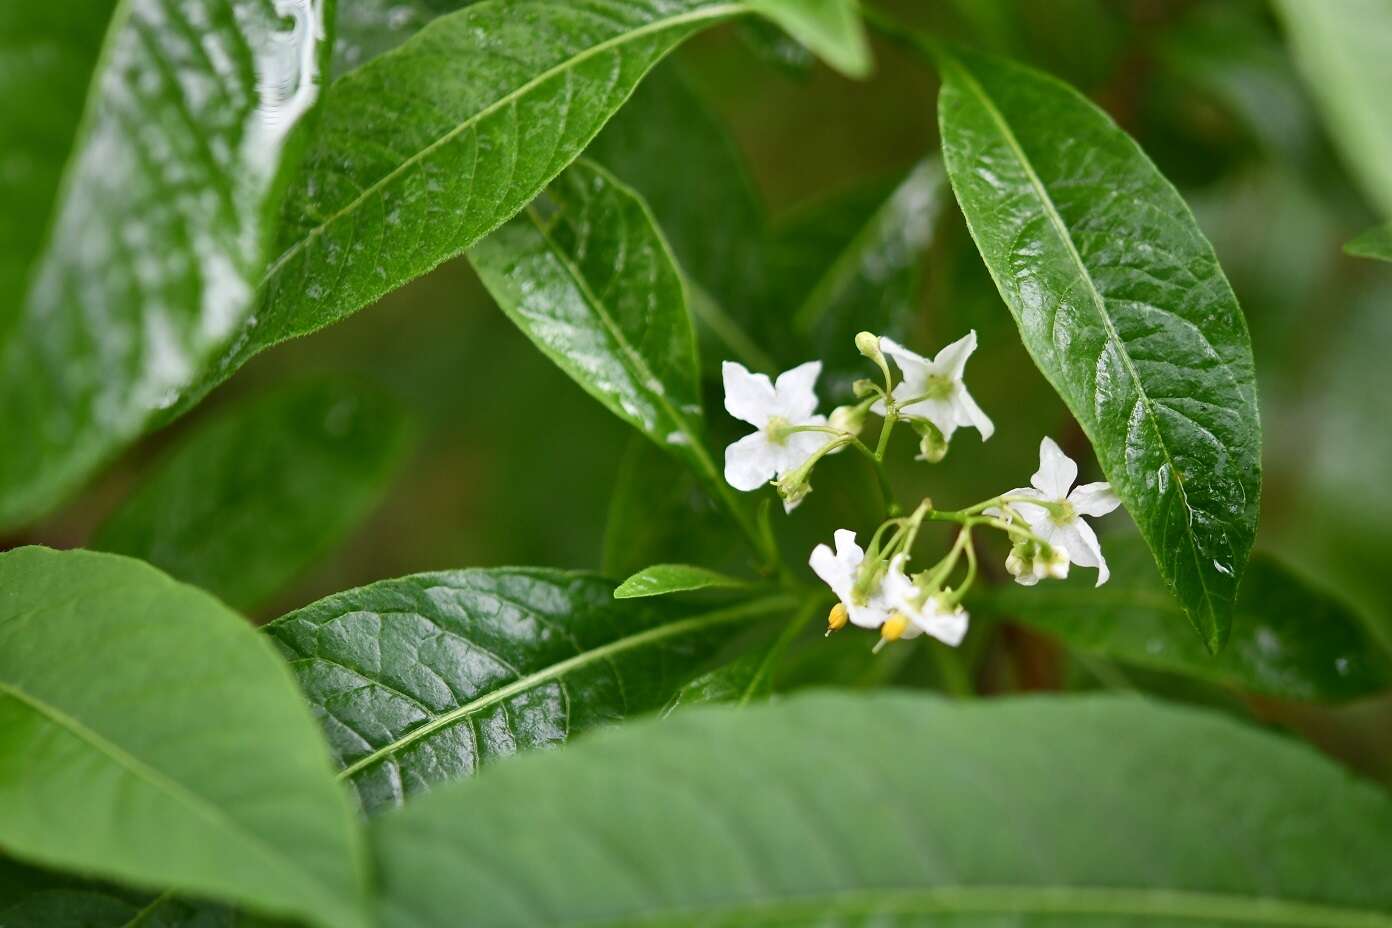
[1272,0,1392,219]
[93,379,413,612]
[587,62,773,371]
[370,692,1392,926]
[0,1,331,530]
[468,157,772,553]
[937,47,1261,652]
[179,0,870,413]
[0,548,369,928]
[1345,223,1392,264]
[265,568,794,812]
[982,536,1392,703]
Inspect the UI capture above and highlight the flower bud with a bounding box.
[854,331,884,363]
[913,420,949,463]
[852,378,879,398]
[829,404,866,436]
[1039,544,1070,580]
[776,472,811,513]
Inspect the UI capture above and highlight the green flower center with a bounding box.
[765,415,792,445]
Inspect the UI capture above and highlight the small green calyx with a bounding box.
[1048,500,1076,525]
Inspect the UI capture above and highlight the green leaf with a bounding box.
[586,63,772,370]
[0,548,368,928]
[92,380,413,612]
[183,0,750,415]
[781,159,945,399]
[747,0,871,78]
[0,858,229,928]
[937,47,1261,653]
[1345,223,1392,263]
[469,159,704,461]
[265,568,794,813]
[1273,0,1392,217]
[982,536,1392,703]
[0,1,332,529]
[614,564,749,599]
[369,691,1392,926]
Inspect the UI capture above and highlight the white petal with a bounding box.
[772,361,822,420]
[832,529,864,563]
[950,386,994,440]
[893,391,959,441]
[722,361,777,427]
[723,432,778,492]
[922,607,969,647]
[1053,519,1109,586]
[1069,481,1121,517]
[880,336,933,381]
[1031,437,1078,499]
[931,330,978,380]
[809,543,853,602]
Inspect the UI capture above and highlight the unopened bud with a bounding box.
[829,404,866,436]
[854,331,883,363]
[826,602,849,635]
[914,420,949,463]
[852,378,879,398]
[1040,544,1070,580]
[776,473,811,513]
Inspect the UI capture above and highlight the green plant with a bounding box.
[3,1,1391,925]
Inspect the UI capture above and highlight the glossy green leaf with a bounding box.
[781,159,944,399]
[614,564,749,599]
[586,63,772,370]
[92,380,412,611]
[1273,0,1392,217]
[938,47,1261,653]
[370,691,1392,926]
[470,159,703,457]
[0,4,112,312]
[265,568,793,812]
[184,0,750,415]
[983,537,1392,702]
[0,548,368,928]
[747,0,871,78]
[0,0,332,530]
[1345,223,1392,263]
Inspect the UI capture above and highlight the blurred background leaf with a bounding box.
[92,380,413,613]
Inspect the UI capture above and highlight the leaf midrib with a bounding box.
[0,680,337,915]
[579,884,1392,927]
[337,594,795,780]
[522,164,713,479]
[261,1,747,287]
[945,56,1220,642]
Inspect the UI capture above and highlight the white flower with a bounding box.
[884,555,969,646]
[809,530,893,629]
[723,361,828,502]
[874,332,994,442]
[999,437,1121,586]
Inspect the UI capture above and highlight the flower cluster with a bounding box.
[721,331,1121,650]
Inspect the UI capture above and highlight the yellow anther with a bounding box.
[826,602,849,635]
[881,613,909,642]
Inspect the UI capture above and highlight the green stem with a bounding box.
[738,598,821,706]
